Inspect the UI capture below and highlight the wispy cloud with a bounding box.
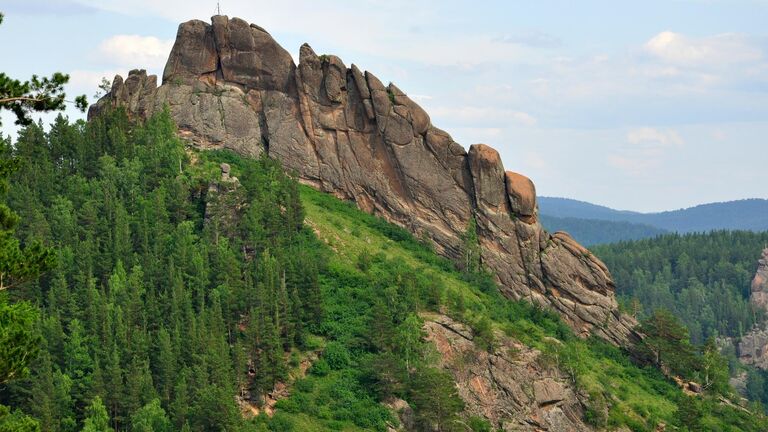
[3,0,97,16]
[97,35,174,69]
[607,127,685,176]
[644,31,763,66]
[429,106,537,127]
[627,127,684,147]
[495,31,562,48]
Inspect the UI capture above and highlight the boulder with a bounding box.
[468,144,508,214]
[505,171,537,223]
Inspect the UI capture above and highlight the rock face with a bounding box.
[750,248,768,312]
[423,314,592,431]
[88,15,637,346]
[738,248,768,368]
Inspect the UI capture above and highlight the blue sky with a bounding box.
[1,0,766,212]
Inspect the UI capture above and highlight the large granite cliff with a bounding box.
[89,15,637,346]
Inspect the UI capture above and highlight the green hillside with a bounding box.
[0,111,765,431]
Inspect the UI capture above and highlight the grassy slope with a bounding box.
[100,144,765,431]
[230,173,762,431]
[296,186,680,431]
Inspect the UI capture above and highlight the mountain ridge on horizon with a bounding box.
[539,196,768,244]
[540,195,768,216]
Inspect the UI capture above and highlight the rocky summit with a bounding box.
[89,15,637,346]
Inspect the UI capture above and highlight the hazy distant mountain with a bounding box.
[539,214,668,246]
[539,197,768,234]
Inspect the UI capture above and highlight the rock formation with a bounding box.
[423,314,591,431]
[750,248,768,312]
[89,15,637,346]
[738,248,768,368]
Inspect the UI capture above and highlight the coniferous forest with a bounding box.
[0,109,491,431]
[0,108,766,431]
[592,231,768,344]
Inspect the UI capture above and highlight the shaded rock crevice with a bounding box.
[88,15,637,346]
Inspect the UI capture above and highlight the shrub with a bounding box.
[268,412,294,431]
[468,415,493,432]
[309,358,330,376]
[323,341,352,370]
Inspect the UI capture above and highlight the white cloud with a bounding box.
[626,127,684,147]
[509,111,538,126]
[644,31,763,66]
[607,154,655,176]
[524,151,548,171]
[495,31,562,48]
[607,127,685,177]
[97,35,174,68]
[711,129,727,141]
[409,94,433,102]
[75,0,534,68]
[69,69,122,89]
[429,106,537,127]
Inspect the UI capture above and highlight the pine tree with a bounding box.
[408,367,465,432]
[459,216,481,275]
[396,314,424,373]
[637,309,696,376]
[0,12,86,128]
[0,295,39,385]
[130,399,171,432]
[27,351,76,432]
[153,327,176,406]
[62,319,94,412]
[81,397,111,432]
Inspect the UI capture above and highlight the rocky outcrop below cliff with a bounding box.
[89,15,637,346]
[739,248,768,368]
[750,248,768,312]
[423,314,592,431]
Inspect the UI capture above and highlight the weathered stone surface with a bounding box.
[163,19,218,83]
[211,16,296,91]
[468,144,508,214]
[88,15,638,347]
[88,70,158,120]
[737,249,768,369]
[751,248,768,311]
[424,314,592,431]
[505,171,537,223]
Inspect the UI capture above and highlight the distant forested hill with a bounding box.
[538,197,640,222]
[539,197,768,233]
[592,231,768,344]
[539,214,668,246]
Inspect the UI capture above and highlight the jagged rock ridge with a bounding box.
[89,15,637,346]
